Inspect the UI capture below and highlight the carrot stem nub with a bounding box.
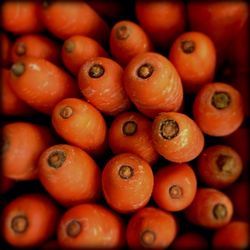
[137,63,154,79]
[213,203,227,220]
[159,119,179,140]
[64,40,75,53]
[116,25,130,40]
[11,215,28,234]
[169,185,183,199]
[181,40,195,54]
[15,43,26,56]
[60,106,73,119]
[47,150,66,169]
[122,121,137,136]
[216,154,234,174]
[118,165,134,179]
[212,92,231,109]
[11,62,25,77]
[88,64,105,78]
[140,229,156,247]
[66,220,81,238]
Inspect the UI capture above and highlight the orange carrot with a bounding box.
[11,34,61,65]
[9,57,79,115]
[57,203,125,248]
[1,0,44,34]
[110,20,153,67]
[126,206,178,249]
[197,145,243,189]
[0,32,12,67]
[2,122,55,180]
[152,112,204,163]
[193,82,245,136]
[135,0,186,49]
[62,35,108,75]
[184,188,233,229]
[108,111,159,165]
[102,153,154,214]
[38,144,101,207]
[153,163,197,211]
[123,52,183,118]
[1,193,60,248]
[78,56,131,116]
[169,31,216,93]
[52,98,107,156]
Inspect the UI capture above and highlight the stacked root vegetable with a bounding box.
[1,1,249,249]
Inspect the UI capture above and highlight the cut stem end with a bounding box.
[11,215,28,234]
[118,165,134,179]
[122,121,137,136]
[88,64,104,78]
[159,119,179,140]
[66,220,81,238]
[47,150,66,169]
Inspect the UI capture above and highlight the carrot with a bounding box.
[1,193,60,248]
[11,34,61,65]
[40,1,109,45]
[2,122,55,180]
[152,112,204,163]
[102,153,154,214]
[0,32,12,67]
[135,0,186,49]
[78,56,131,116]
[0,68,35,116]
[197,145,243,189]
[153,163,197,212]
[226,182,248,221]
[123,52,183,118]
[52,98,107,156]
[108,111,159,165]
[9,56,79,115]
[171,232,208,249]
[193,82,245,136]
[57,203,125,248]
[187,1,249,63]
[184,188,233,229]
[109,20,153,67]
[0,175,15,194]
[212,221,249,249]
[1,0,44,34]
[126,206,178,249]
[169,31,216,93]
[38,144,101,207]
[62,35,108,75]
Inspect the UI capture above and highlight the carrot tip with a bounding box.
[47,150,66,169]
[88,64,105,78]
[116,25,130,40]
[181,40,195,54]
[66,220,81,238]
[213,203,228,220]
[216,154,234,174]
[118,165,134,179]
[137,63,154,79]
[140,230,156,247]
[11,62,25,77]
[64,40,75,53]
[169,185,183,199]
[60,106,73,119]
[159,119,179,140]
[122,121,137,136]
[212,92,231,109]
[15,42,26,56]
[11,215,29,234]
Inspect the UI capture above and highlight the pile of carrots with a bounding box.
[1,1,249,249]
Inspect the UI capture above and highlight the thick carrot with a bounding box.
[108,111,159,165]
[1,0,44,34]
[123,52,183,118]
[184,188,233,229]
[0,32,12,67]
[57,203,125,248]
[193,82,245,136]
[212,221,249,249]
[2,122,55,180]
[78,56,131,116]
[153,163,197,212]
[152,112,204,163]
[126,206,178,249]
[40,1,109,45]
[9,56,79,115]
[169,31,216,93]
[197,145,243,189]
[38,144,101,207]
[102,153,154,214]
[1,193,60,248]
[52,98,107,156]
[62,35,108,75]
[135,0,186,49]
[1,68,35,116]
[110,20,153,67]
[11,34,61,65]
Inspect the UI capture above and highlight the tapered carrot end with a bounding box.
[11,62,25,77]
[47,150,66,169]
